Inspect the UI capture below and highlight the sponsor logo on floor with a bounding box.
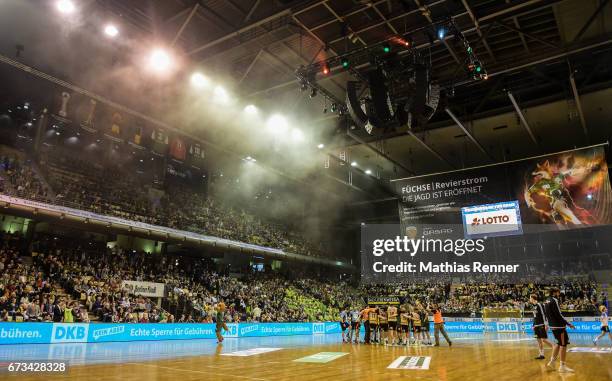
[568,347,612,353]
[387,356,431,370]
[293,352,348,363]
[221,347,283,357]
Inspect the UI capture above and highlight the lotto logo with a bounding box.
[313,323,325,334]
[496,322,519,332]
[51,324,89,343]
[472,215,510,226]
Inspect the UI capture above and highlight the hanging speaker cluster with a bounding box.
[346,59,439,136]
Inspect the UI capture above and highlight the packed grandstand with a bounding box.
[0,96,608,326]
[0,230,604,324]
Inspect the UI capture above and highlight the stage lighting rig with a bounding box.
[449,20,489,81]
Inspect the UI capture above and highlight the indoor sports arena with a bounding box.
[0,1,611,380]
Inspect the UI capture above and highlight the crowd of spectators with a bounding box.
[12,147,329,258]
[1,153,51,203]
[0,231,606,325]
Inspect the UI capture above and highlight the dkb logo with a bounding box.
[51,324,89,343]
[225,324,238,338]
[312,323,325,334]
[496,322,519,333]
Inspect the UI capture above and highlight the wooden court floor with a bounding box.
[6,339,611,381]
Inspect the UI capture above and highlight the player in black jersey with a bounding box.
[529,294,553,359]
[544,288,576,373]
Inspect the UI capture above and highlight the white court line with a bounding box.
[451,337,483,340]
[128,362,268,381]
[491,338,535,342]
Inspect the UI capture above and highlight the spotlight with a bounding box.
[190,72,209,88]
[322,65,330,75]
[587,193,593,200]
[56,0,75,14]
[351,161,357,167]
[213,86,229,103]
[267,114,288,134]
[104,24,119,38]
[365,169,372,175]
[341,58,350,69]
[148,49,172,73]
[317,143,325,149]
[309,88,318,98]
[291,128,304,142]
[244,105,258,114]
[438,26,446,40]
[383,44,391,53]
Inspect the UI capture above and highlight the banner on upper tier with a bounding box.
[367,296,401,305]
[393,145,612,236]
[121,280,166,298]
[0,319,601,345]
[0,322,342,345]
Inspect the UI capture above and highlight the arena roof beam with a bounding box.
[495,20,561,50]
[250,0,566,96]
[569,73,589,139]
[244,0,261,23]
[322,2,367,46]
[473,76,504,114]
[170,3,199,47]
[239,49,264,84]
[407,130,455,169]
[445,107,495,162]
[507,91,539,146]
[187,9,293,55]
[371,2,399,35]
[571,0,611,43]
[461,0,496,62]
[326,0,449,46]
[413,0,463,65]
[505,0,530,53]
[346,131,415,176]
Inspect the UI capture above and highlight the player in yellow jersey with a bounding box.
[368,307,379,344]
[400,307,411,346]
[411,306,422,345]
[378,307,388,346]
[387,305,398,345]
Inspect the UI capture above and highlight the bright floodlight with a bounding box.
[351,161,357,167]
[244,105,258,115]
[148,49,172,73]
[291,128,304,142]
[365,169,372,175]
[56,0,75,14]
[190,72,209,88]
[213,86,229,103]
[317,143,324,149]
[267,114,288,134]
[104,24,119,38]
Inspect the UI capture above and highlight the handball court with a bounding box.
[1,333,610,381]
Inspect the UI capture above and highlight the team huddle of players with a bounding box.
[340,302,452,347]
